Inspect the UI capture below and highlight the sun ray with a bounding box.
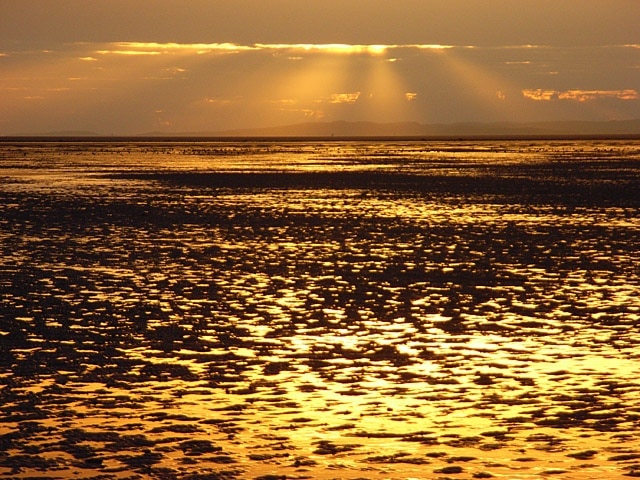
[433,48,522,121]
[255,50,360,123]
[358,56,414,123]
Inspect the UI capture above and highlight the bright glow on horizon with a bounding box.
[1,37,638,134]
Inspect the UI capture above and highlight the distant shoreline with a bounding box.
[2,133,640,143]
[3,118,639,142]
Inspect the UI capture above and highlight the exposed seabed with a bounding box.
[1,139,639,479]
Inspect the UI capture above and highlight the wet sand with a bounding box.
[1,139,640,479]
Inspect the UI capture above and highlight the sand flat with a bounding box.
[1,139,639,479]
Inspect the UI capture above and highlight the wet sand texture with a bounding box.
[1,139,639,479]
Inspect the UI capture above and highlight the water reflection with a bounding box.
[1,139,639,479]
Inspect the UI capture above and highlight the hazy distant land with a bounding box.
[206,119,640,138]
[8,119,640,138]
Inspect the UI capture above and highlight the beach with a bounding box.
[1,139,639,479]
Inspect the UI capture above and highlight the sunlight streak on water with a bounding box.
[1,139,639,478]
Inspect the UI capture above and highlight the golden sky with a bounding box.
[1,0,639,134]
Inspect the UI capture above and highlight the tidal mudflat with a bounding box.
[1,139,639,479]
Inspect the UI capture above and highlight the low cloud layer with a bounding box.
[522,89,639,102]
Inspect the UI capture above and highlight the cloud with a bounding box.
[89,42,461,58]
[261,43,457,55]
[267,98,297,108]
[522,89,557,101]
[204,96,242,106]
[326,92,361,104]
[265,92,365,121]
[95,42,253,56]
[267,99,324,118]
[299,109,324,118]
[558,90,639,102]
[96,49,162,56]
[522,89,639,102]
[257,44,388,55]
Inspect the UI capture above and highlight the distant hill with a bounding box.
[7,120,640,139]
[134,119,640,138]
[206,119,640,138]
[15,130,102,137]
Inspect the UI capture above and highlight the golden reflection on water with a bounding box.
[1,139,640,479]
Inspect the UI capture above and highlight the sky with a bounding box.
[1,0,639,135]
